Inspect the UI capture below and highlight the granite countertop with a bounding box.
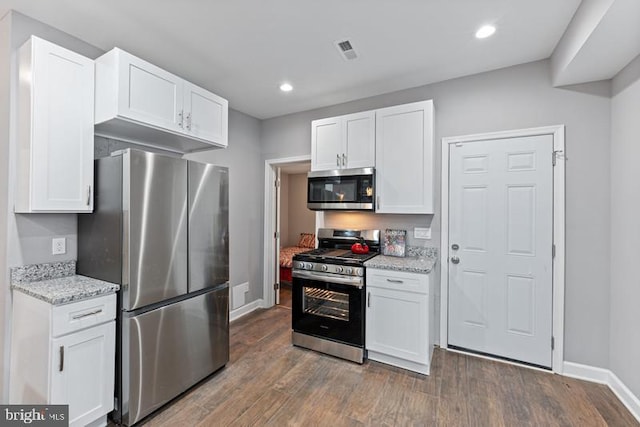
[364,247,438,274]
[10,261,119,305]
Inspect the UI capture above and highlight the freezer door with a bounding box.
[188,162,229,292]
[124,150,188,310]
[119,286,229,425]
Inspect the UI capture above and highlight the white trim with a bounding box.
[563,362,640,423]
[440,125,566,373]
[230,298,265,322]
[263,155,312,308]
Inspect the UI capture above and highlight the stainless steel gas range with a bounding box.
[291,228,380,363]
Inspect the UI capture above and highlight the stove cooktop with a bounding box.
[293,248,378,264]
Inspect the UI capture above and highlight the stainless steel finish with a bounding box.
[451,256,460,264]
[121,287,229,426]
[367,291,371,307]
[188,162,229,292]
[316,228,380,243]
[292,269,363,288]
[293,260,364,277]
[307,167,374,178]
[186,112,192,131]
[336,154,340,167]
[292,331,364,364]
[86,185,91,206]
[376,196,380,210]
[59,346,64,372]
[342,153,346,166]
[308,201,374,211]
[386,279,404,284]
[178,110,183,128]
[71,309,103,320]
[125,150,188,310]
[451,243,459,250]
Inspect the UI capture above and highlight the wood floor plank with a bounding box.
[137,306,639,427]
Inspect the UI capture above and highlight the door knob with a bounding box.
[450,256,460,264]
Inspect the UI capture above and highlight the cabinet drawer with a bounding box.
[366,269,429,294]
[52,294,116,337]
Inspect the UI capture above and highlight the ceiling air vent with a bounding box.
[334,39,358,61]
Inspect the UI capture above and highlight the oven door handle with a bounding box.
[292,270,364,289]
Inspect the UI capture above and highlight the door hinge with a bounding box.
[552,151,556,166]
[275,179,281,188]
[551,336,555,350]
[274,282,280,290]
[274,231,280,239]
[552,244,556,259]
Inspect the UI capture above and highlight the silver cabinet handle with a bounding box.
[342,153,346,166]
[386,279,404,284]
[376,196,380,210]
[86,186,91,206]
[451,256,460,264]
[336,154,340,167]
[72,309,103,320]
[186,112,192,131]
[367,292,371,307]
[178,110,184,128]
[59,346,64,372]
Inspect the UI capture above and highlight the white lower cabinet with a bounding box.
[10,292,116,427]
[366,268,434,374]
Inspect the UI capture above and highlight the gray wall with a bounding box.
[185,109,262,308]
[610,54,640,398]
[1,11,105,402]
[286,173,315,247]
[262,59,612,369]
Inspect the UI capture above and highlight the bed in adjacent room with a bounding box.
[280,233,315,283]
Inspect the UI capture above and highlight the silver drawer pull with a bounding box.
[72,308,103,320]
[386,279,404,284]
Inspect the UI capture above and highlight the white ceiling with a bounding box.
[0,1,586,119]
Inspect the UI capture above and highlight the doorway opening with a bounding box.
[440,125,566,373]
[263,155,320,309]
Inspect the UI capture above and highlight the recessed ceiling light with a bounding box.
[475,25,496,39]
[280,83,293,92]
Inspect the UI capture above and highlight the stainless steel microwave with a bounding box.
[307,167,375,211]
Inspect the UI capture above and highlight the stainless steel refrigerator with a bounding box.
[77,149,229,426]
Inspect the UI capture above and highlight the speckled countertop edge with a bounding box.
[365,247,438,274]
[10,261,119,305]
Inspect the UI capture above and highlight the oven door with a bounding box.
[292,270,364,346]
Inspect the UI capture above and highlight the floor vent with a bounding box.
[335,39,358,60]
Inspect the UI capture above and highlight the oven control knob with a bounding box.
[345,267,353,275]
[321,265,328,271]
[356,268,364,276]
[336,266,343,273]
[306,263,313,270]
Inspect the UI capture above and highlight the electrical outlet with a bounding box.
[52,238,66,255]
[414,227,432,239]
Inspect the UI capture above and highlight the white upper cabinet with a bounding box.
[95,48,228,153]
[311,111,375,171]
[15,36,95,213]
[375,100,434,214]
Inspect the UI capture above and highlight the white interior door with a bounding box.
[448,135,553,367]
[275,167,281,305]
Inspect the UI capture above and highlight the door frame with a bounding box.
[440,125,566,373]
[263,155,321,308]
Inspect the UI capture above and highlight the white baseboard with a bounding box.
[563,361,640,423]
[229,298,264,322]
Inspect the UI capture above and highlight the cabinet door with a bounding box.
[117,50,184,132]
[50,321,115,427]
[343,111,375,169]
[20,36,94,212]
[183,82,228,147]
[311,117,342,171]
[366,286,429,364]
[375,100,434,213]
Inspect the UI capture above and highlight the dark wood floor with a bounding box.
[140,304,638,426]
